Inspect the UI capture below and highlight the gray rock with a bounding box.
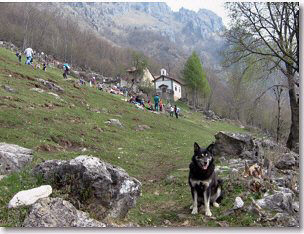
[240,150,253,159]
[261,139,277,150]
[100,108,108,114]
[3,85,16,93]
[292,202,299,213]
[134,125,151,131]
[31,88,44,93]
[34,155,141,220]
[233,197,244,209]
[273,177,287,187]
[8,185,52,208]
[37,78,64,93]
[23,197,106,227]
[165,175,176,184]
[214,131,255,157]
[214,132,264,163]
[47,92,62,100]
[275,153,296,170]
[202,110,220,120]
[0,143,33,175]
[106,119,123,128]
[267,212,299,227]
[256,191,294,214]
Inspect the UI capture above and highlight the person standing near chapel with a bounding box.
[154,94,160,111]
[174,105,180,119]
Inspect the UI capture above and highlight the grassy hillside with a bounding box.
[0,47,256,227]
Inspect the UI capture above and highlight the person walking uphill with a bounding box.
[154,94,160,111]
[15,51,22,63]
[24,47,33,66]
[63,63,70,79]
[174,105,180,119]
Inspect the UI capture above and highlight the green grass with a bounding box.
[0,47,259,227]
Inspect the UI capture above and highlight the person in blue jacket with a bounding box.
[154,94,160,111]
[63,63,70,79]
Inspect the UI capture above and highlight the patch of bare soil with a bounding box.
[141,160,177,182]
[36,144,63,152]
[50,135,84,151]
[0,68,34,81]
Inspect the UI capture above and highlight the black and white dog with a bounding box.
[188,142,223,216]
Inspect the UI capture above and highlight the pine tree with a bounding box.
[182,52,210,109]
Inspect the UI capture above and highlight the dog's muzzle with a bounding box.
[203,161,209,170]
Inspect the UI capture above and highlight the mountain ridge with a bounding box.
[38,2,226,74]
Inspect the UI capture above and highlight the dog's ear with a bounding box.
[194,142,200,154]
[206,143,215,154]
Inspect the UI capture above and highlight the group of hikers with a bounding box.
[129,94,180,118]
[16,47,181,119]
[16,47,69,79]
[16,47,47,71]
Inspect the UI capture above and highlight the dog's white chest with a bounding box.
[190,178,211,187]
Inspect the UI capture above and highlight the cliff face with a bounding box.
[40,2,226,72]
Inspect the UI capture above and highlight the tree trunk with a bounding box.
[192,89,196,111]
[285,65,299,150]
[276,94,281,143]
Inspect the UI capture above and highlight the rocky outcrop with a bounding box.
[34,156,141,220]
[256,190,294,214]
[275,152,297,170]
[202,110,221,121]
[8,185,52,208]
[105,119,123,128]
[213,132,259,159]
[36,78,64,93]
[174,7,224,38]
[0,143,33,175]
[23,197,106,227]
[213,132,296,165]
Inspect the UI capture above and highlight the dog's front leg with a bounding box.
[204,190,212,217]
[191,189,198,214]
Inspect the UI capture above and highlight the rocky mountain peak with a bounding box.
[39,2,226,71]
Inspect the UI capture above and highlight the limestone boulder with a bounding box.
[36,78,64,93]
[233,196,244,209]
[8,185,52,208]
[214,132,254,157]
[275,152,297,170]
[105,119,123,128]
[0,143,33,175]
[256,191,294,214]
[34,156,141,220]
[3,85,16,93]
[23,197,106,227]
[213,132,264,162]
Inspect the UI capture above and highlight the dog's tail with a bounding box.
[216,178,224,203]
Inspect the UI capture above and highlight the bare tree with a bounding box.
[225,2,299,150]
